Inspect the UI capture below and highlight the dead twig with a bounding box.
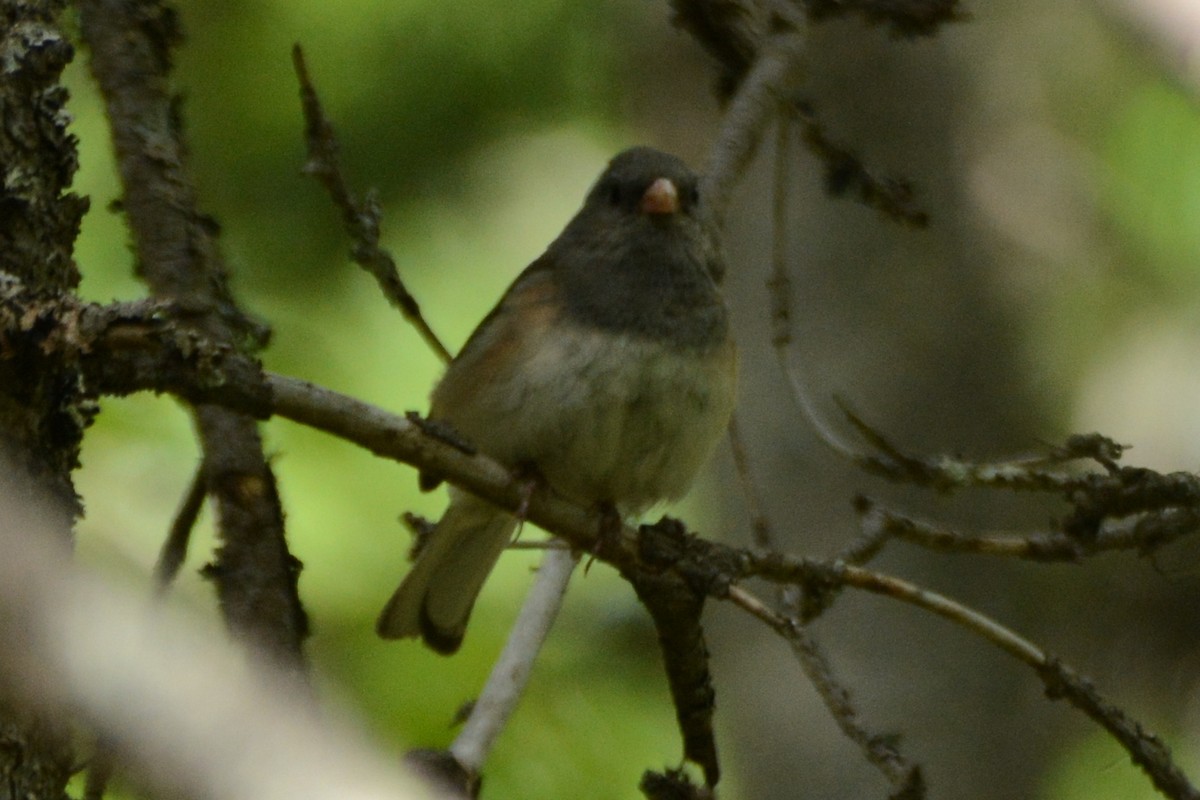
[153,464,207,593]
[292,45,452,365]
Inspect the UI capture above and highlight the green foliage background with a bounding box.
[67,2,707,798]
[59,1,1200,798]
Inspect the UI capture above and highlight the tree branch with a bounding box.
[8,279,1198,798]
[702,23,807,223]
[80,0,308,670]
[449,547,579,775]
[291,45,452,365]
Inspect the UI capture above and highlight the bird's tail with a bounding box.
[376,491,516,654]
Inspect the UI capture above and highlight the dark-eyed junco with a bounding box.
[376,147,737,653]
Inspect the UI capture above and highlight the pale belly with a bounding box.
[436,321,737,512]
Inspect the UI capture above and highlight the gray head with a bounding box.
[549,147,728,348]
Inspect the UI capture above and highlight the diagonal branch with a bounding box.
[702,23,807,223]
[9,283,1197,799]
[80,0,308,671]
[292,45,452,365]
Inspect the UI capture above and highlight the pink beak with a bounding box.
[639,177,679,215]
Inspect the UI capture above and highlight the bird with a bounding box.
[376,146,737,654]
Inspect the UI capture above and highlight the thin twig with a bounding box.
[740,552,1199,799]
[153,464,207,593]
[291,45,452,365]
[726,413,773,549]
[838,562,1046,663]
[836,563,1199,800]
[726,585,788,631]
[730,585,927,795]
[450,547,579,772]
[789,628,924,795]
[767,117,865,461]
[856,500,1200,562]
[756,132,925,794]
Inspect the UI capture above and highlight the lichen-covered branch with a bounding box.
[79,0,308,670]
[0,0,91,793]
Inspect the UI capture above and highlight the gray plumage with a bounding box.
[376,147,737,653]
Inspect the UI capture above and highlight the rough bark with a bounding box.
[0,0,89,795]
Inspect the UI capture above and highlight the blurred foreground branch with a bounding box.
[0,476,432,800]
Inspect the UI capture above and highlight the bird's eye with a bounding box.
[688,185,701,206]
[607,183,622,206]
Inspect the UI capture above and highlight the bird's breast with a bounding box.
[436,316,736,512]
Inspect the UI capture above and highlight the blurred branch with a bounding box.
[679,1,935,226]
[670,0,777,100]
[80,0,309,671]
[154,464,207,592]
[448,548,578,778]
[801,0,966,35]
[0,478,433,800]
[292,45,453,365]
[1093,0,1200,101]
[790,99,930,227]
[671,0,964,102]
[703,23,807,223]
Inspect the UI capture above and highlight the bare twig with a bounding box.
[741,552,1199,798]
[767,116,867,461]
[853,499,1200,563]
[291,45,452,365]
[703,25,807,223]
[154,464,207,593]
[730,585,928,796]
[450,547,579,773]
[789,628,925,797]
[727,413,773,548]
[835,563,1199,800]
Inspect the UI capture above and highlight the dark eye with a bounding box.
[687,184,701,206]
[607,182,622,206]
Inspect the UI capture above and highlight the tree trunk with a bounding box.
[0,1,91,796]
